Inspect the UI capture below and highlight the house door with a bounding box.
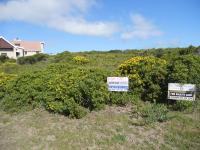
[16,52,20,57]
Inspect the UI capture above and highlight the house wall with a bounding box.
[0,49,41,59]
[16,48,24,58]
[24,51,39,56]
[0,48,16,59]
[0,48,25,59]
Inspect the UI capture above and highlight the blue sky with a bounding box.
[0,0,199,53]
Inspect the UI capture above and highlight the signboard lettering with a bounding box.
[107,77,128,92]
[168,83,196,101]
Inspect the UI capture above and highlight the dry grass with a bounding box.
[0,105,199,150]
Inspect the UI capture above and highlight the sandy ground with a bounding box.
[0,106,199,150]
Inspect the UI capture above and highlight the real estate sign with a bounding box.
[107,77,129,92]
[168,83,196,101]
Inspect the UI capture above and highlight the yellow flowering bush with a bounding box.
[119,56,167,102]
[0,72,13,87]
[0,72,16,99]
[73,56,89,64]
[0,64,109,118]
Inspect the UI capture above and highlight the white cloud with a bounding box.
[121,14,163,40]
[0,0,118,37]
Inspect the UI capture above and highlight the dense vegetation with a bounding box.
[17,53,48,64]
[0,45,200,120]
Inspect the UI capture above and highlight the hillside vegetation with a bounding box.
[0,46,200,149]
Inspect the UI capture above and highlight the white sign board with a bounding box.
[168,83,196,101]
[107,77,128,92]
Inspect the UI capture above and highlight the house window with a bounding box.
[15,43,20,46]
[25,51,27,55]
[16,52,20,57]
[1,53,7,56]
[36,51,39,54]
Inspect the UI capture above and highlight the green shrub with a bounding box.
[167,55,200,83]
[52,51,73,63]
[179,45,197,55]
[46,97,88,118]
[44,68,109,113]
[0,55,9,63]
[0,64,109,118]
[17,53,48,65]
[0,71,47,112]
[6,58,16,63]
[172,101,193,111]
[119,56,167,102]
[0,62,18,74]
[135,103,169,124]
[108,92,139,106]
[167,55,200,99]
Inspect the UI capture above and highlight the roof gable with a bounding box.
[0,36,14,49]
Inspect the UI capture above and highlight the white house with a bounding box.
[0,36,44,59]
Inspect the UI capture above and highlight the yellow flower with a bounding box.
[73,56,89,64]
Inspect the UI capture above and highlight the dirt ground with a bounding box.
[0,106,199,150]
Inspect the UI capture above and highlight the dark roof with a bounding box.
[0,37,14,49]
